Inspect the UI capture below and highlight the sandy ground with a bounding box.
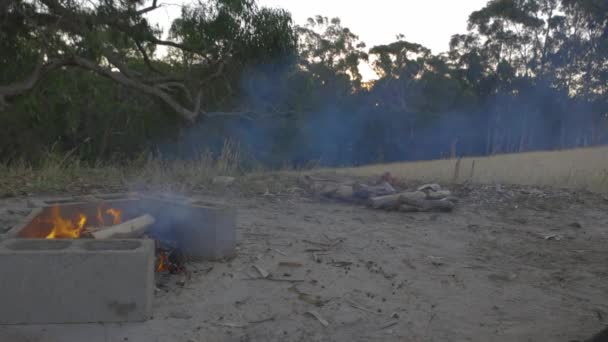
[0,182,607,342]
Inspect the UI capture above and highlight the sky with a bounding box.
[146,0,491,79]
[258,0,489,54]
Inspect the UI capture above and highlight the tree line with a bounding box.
[0,0,606,167]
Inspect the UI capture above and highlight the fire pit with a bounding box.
[0,193,236,324]
[5,193,236,260]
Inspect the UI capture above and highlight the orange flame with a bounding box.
[156,252,169,272]
[106,208,122,225]
[96,207,105,227]
[44,205,124,239]
[45,206,87,239]
[96,207,123,227]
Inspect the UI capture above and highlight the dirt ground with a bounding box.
[1,180,607,342]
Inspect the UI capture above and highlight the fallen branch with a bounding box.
[400,198,455,212]
[369,191,426,209]
[353,182,396,199]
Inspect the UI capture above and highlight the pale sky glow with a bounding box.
[258,0,490,54]
[146,0,491,79]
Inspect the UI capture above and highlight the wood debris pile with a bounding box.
[300,173,458,213]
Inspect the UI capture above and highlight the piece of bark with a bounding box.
[400,198,455,212]
[401,191,427,201]
[369,193,402,209]
[426,190,452,200]
[443,196,459,203]
[252,265,270,278]
[417,184,442,192]
[91,214,155,239]
[353,182,396,199]
[369,191,426,209]
[278,261,303,268]
[429,199,456,212]
[333,185,355,201]
[398,204,420,212]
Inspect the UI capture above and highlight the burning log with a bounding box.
[91,214,155,239]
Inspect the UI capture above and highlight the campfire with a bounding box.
[39,205,123,239]
[8,194,235,263]
[18,202,183,273]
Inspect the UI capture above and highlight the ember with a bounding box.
[156,251,169,272]
[155,240,186,274]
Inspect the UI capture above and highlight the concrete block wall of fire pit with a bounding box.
[0,238,154,324]
[139,197,237,260]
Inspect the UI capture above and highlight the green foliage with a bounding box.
[297,16,369,86]
[0,69,179,163]
[0,0,607,167]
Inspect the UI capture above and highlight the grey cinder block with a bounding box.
[0,238,154,324]
[139,197,237,260]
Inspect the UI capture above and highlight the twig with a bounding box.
[279,261,303,267]
[379,320,399,330]
[272,248,287,256]
[249,316,276,324]
[252,264,269,278]
[191,266,214,275]
[210,322,247,329]
[344,299,378,315]
[303,240,333,247]
[243,277,306,283]
[329,261,353,268]
[305,311,329,327]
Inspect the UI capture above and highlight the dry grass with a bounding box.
[338,146,608,193]
[3,143,608,196]
[0,139,245,196]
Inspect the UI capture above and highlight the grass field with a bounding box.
[339,146,608,193]
[2,145,608,195]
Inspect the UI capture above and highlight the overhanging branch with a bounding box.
[135,40,163,75]
[71,56,200,122]
[0,58,72,109]
[136,0,158,15]
[3,0,229,121]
